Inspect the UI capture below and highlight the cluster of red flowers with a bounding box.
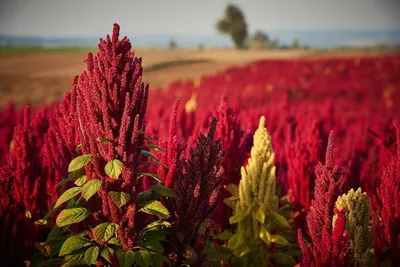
[0,24,399,266]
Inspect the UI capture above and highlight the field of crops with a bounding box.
[0,24,399,266]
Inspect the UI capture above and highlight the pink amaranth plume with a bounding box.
[298,131,351,266]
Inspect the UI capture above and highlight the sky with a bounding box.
[1,0,400,38]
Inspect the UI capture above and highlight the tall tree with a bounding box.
[216,4,248,49]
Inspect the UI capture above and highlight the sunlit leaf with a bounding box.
[255,208,265,224]
[59,235,87,256]
[74,175,87,186]
[92,222,119,242]
[109,191,130,208]
[117,250,135,267]
[259,226,271,246]
[229,211,246,224]
[68,154,93,172]
[84,246,99,265]
[101,247,114,263]
[140,200,170,218]
[105,159,123,179]
[56,208,90,227]
[81,179,102,201]
[54,187,81,208]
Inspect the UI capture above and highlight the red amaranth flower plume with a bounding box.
[298,131,351,266]
[170,117,225,265]
[72,23,149,249]
[210,96,251,230]
[374,120,400,264]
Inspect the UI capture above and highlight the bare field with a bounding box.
[0,48,398,108]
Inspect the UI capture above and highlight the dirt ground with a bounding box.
[0,48,398,108]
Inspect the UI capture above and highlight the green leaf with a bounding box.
[269,252,297,265]
[142,229,168,242]
[38,258,64,267]
[74,175,87,186]
[117,250,135,267]
[92,222,119,242]
[227,184,239,196]
[140,200,170,218]
[59,235,87,256]
[56,208,90,227]
[68,154,93,172]
[229,211,246,224]
[75,144,82,152]
[271,212,290,228]
[109,191,131,208]
[105,159,123,179]
[133,250,151,267]
[141,150,160,162]
[271,234,289,246]
[54,187,81,209]
[138,161,169,170]
[151,252,171,266]
[56,170,85,188]
[84,246,99,265]
[97,137,110,144]
[137,173,162,182]
[55,177,74,188]
[101,247,114,263]
[136,190,152,204]
[49,240,64,257]
[259,226,271,246]
[255,208,265,224]
[145,144,165,152]
[63,250,85,266]
[81,179,102,201]
[139,241,164,253]
[107,237,122,246]
[232,245,251,258]
[215,231,234,241]
[227,233,245,251]
[46,227,63,243]
[151,184,178,198]
[143,220,171,231]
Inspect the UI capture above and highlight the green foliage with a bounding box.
[84,246,99,265]
[68,154,93,172]
[105,159,123,179]
[81,179,102,201]
[140,200,170,219]
[109,191,131,208]
[56,208,91,227]
[216,4,248,49]
[59,235,88,256]
[150,184,178,198]
[92,222,119,242]
[54,187,81,208]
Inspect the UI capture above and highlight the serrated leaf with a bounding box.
[140,241,164,253]
[145,144,165,152]
[74,175,87,186]
[81,179,102,201]
[84,246,99,265]
[109,191,130,208]
[140,150,160,162]
[59,235,87,256]
[138,161,169,170]
[229,211,246,224]
[151,184,178,198]
[92,222,119,242]
[117,250,135,267]
[137,173,162,182]
[140,200,170,218]
[105,159,123,179]
[259,226,271,246]
[101,247,114,263]
[56,208,90,227]
[136,190,152,204]
[133,250,151,267]
[54,187,81,208]
[255,208,265,224]
[68,154,93,172]
[271,234,289,245]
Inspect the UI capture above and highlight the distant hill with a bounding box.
[1,30,399,49]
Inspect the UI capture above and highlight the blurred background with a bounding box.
[1,0,399,107]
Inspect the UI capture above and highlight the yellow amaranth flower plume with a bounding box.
[334,188,373,267]
[227,116,293,266]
